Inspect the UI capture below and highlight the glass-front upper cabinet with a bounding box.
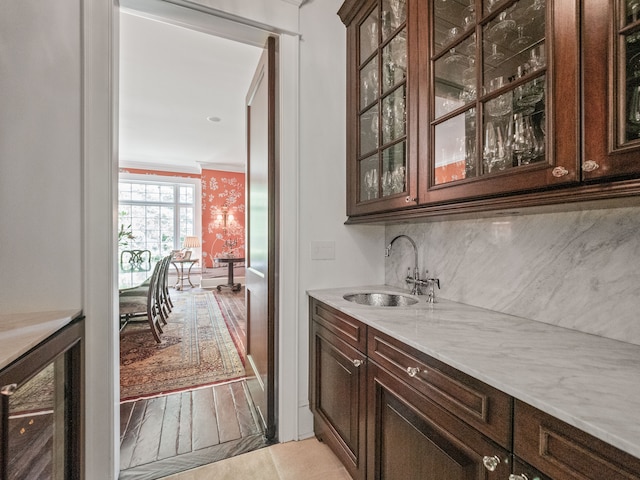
[341,0,418,216]
[583,0,640,180]
[420,0,580,204]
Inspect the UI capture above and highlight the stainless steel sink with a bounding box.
[343,292,418,307]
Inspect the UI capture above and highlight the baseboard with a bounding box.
[200,277,246,288]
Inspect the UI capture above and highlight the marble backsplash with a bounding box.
[385,206,640,346]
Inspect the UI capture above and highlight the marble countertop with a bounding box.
[0,310,81,370]
[308,285,640,460]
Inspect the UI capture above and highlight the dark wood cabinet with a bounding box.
[309,299,640,480]
[582,0,640,181]
[367,362,511,480]
[368,328,512,449]
[514,400,640,480]
[310,299,367,480]
[339,0,419,217]
[340,0,640,223]
[0,317,84,480]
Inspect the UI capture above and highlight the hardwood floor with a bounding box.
[119,286,266,480]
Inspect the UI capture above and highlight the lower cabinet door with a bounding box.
[311,321,367,480]
[511,458,553,480]
[368,362,510,480]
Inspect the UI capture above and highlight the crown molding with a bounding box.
[119,159,202,175]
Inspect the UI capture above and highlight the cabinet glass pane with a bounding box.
[361,58,379,109]
[382,141,406,196]
[382,87,406,144]
[7,355,66,479]
[382,28,407,92]
[360,9,379,63]
[435,112,474,184]
[435,34,476,119]
[360,154,379,201]
[361,105,379,155]
[482,77,545,174]
[627,0,640,25]
[434,1,475,57]
[482,0,545,91]
[625,29,640,141]
[382,0,406,40]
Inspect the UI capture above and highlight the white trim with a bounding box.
[277,32,300,443]
[83,0,120,477]
[83,1,301,476]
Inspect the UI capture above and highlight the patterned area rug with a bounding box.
[120,291,246,401]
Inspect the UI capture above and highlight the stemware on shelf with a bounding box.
[512,113,535,165]
[487,12,516,43]
[485,43,505,65]
[510,25,532,50]
[483,120,509,172]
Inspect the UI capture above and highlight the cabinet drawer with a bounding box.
[368,328,512,448]
[514,400,640,480]
[310,298,367,352]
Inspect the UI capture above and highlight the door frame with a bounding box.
[82,0,301,476]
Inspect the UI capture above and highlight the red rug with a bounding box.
[120,291,246,401]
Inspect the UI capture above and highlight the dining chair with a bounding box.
[119,259,163,343]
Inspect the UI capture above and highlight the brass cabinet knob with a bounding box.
[551,166,569,177]
[582,160,600,172]
[405,196,416,203]
[352,359,364,367]
[509,475,529,480]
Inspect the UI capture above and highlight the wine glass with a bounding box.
[487,12,516,43]
[483,121,508,172]
[485,43,505,65]
[510,25,532,50]
[512,113,535,165]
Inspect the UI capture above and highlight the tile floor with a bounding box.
[159,437,352,480]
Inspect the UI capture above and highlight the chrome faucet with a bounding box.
[385,235,421,295]
[385,234,441,301]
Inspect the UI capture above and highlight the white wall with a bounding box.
[297,0,386,436]
[0,0,82,313]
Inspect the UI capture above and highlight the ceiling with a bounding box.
[118,7,264,173]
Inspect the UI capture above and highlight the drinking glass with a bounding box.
[510,25,532,50]
[485,43,505,65]
[487,12,516,43]
[485,76,513,118]
[483,121,509,172]
[512,113,535,165]
[528,44,546,71]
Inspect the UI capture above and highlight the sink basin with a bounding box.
[343,292,418,307]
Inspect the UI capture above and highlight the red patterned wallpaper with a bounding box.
[201,169,245,268]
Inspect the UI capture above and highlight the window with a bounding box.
[118,179,196,260]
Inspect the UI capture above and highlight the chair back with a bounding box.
[120,249,152,271]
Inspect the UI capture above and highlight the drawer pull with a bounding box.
[509,475,529,480]
[405,366,420,377]
[352,359,364,367]
[1,384,17,396]
[482,455,501,472]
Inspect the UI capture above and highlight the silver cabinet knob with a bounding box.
[509,475,529,480]
[551,166,569,177]
[352,359,364,367]
[406,366,420,377]
[482,455,501,472]
[1,383,17,396]
[405,196,416,203]
[582,160,600,172]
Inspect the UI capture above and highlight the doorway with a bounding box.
[116,2,277,477]
[83,1,301,476]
